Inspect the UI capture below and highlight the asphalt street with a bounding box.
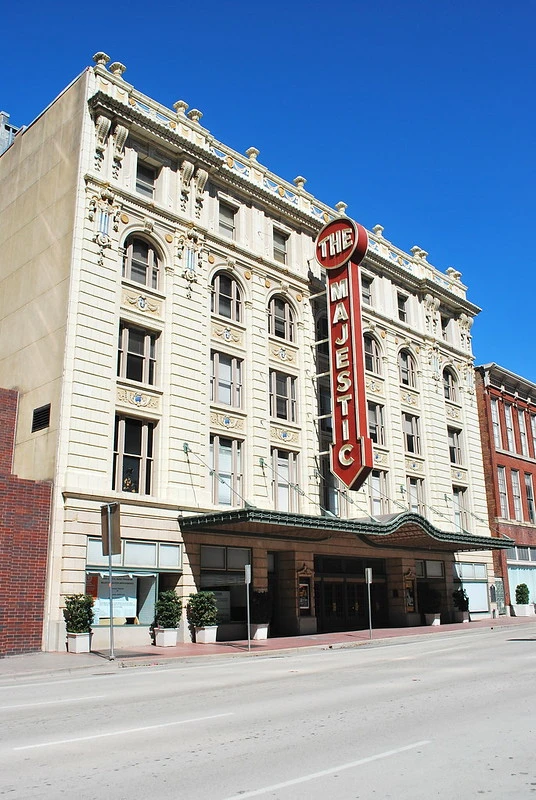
[0,623,535,799]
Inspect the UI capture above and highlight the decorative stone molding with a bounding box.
[293,176,306,190]
[372,224,384,237]
[446,267,462,281]
[187,109,203,123]
[109,62,127,77]
[94,114,111,170]
[117,388,160,411]
[424,293,440,335]
[194,167,208,218]
[446,403,462,421]
[210,412,244,432]
[173,100,189,116]
[93,52,110,66]
[451,466,468,483]
[246,147,260,162]
[270,426,299,444]
[335,201,347,215]
[400,389,419,408]
[212,323,243,347]
[405,457,424,474]
[366,378,384,396]
[112,124,129,179]
[122,291,161,317]
[270,345,296,364]
[373,450,389,466]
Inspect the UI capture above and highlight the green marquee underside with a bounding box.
[179,508,514,553]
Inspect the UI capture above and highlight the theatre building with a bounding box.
[476,364,536,611]
[0,53,511,651]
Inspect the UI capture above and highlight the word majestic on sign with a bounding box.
[315,217,373,492]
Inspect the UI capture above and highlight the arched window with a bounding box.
[122,236,160,289]
[398,349,417,388]
[268,295,295,342]
[363,334,382,375]
[443,368,458,402]
[211,271,242,322]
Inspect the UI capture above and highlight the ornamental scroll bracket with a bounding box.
[112,124,129,179]
[94,114,112,171]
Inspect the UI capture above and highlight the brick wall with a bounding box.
[0,389,52,656]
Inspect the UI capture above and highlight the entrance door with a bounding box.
[315,578,387,632]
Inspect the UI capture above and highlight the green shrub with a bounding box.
[515,583,530,604]
[452,587,469,612]
[154,590,183,628]
[187,591,218,628]
[63,594,94,633]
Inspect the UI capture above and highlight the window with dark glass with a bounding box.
[273,229,288,264]
[122,237,160,289]
[210,351,242,407]
[219,201,236,239]
[448,427,463,464]
[211,271,242,321]
[269,370,297,422]
[397,292,408,322]
[268,296,295,341]
[272,448,299,511]
[443,368,457,402]
[113,416,154,495]
[403,413,421,454]
[398,349,417,387]
[367,402,385,445]
[364,335,381,374]
[136,161,157,198]
[210,435,242,506]
[118,323,158,385]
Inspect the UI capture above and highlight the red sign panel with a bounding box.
[315,218,373,492]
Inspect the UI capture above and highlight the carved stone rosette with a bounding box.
[212,323,243,347]
[122,290,162,318]
[210,413,245,432]
[117,388,160,412]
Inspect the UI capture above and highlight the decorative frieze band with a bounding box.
[117,387,161,412]
[212,322,243,348]
[210,412,245,432]
[270,426,299,444]
[122,290,162,318]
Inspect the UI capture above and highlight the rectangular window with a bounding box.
[453,486,468,532]
[31,404,51,432]
[497,466,509,518]
[219,201,236,239]
[531,416,536,457]
[518,410,529,456]
[397,292,408,322]
[113,416,155,495]
[511,470,523,521]
[504,404,515,451]
[369,469,389,516]
[524,473,535,523]
[118,323,158,385]
[273,229,288,264]
[367,402,385,446]
[136,161,157,198]
[269,370,297,422]
[403,413,421,455]
[447,427,463,464]
[211,352,242,407]
[440,315,450,341]
[490,398,502,449]
[361,275,373,306]
[407,476,424,515]
[210,435,242,506]
[272,448,299,512]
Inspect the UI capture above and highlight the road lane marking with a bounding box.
[0,695,105,710]
[13,712,233,751]
[222,740,431,799]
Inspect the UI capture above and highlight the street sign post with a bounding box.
[101,503,121,661]
[365,567,373,640]
[245,564,251,652]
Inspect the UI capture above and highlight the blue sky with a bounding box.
[3,0,535,379]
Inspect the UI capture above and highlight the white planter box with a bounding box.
[195,625,218,643]
[67,632,91,653]
[425,613,441,626]
[250,623,269,640]
[511,604,535,617]
[155,627,178,647]
[454,611,470,623]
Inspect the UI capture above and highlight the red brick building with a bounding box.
[476,364,536,610]
[0,389,52,656]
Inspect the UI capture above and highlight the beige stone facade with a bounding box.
[0,54,508,651]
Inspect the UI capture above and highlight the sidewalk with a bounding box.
[1,615,534,681]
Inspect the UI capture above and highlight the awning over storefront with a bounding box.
[179,508,514,553]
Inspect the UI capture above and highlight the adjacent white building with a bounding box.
[0,53,510,651]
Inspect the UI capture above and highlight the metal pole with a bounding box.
[246,569,251,652]
[367,580,372,640]
[107,504,115,661]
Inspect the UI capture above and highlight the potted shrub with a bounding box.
[452,587,470,623]
[512,583,534,616]
[419,585,442,626]
[63,594,94,653]
[250,590,272,640]
[187,590,218,643]
[154,589,183,646]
